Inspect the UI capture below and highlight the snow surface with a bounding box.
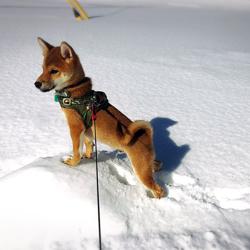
[0,1,250,249]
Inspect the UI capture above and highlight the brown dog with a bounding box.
[35,38,165,198]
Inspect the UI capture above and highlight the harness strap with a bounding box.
[55,90,109,129]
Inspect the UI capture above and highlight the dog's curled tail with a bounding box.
[121,120,153,146]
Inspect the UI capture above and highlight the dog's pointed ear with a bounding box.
[37,37,54,56]
[60,42,74,62]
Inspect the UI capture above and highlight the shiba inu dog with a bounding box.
[35,37,165,198]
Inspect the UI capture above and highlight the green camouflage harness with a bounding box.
[54,89,109,129]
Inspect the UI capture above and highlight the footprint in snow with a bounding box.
[212,187,250,211]
[106,153,137,186]
[108,162,137,186]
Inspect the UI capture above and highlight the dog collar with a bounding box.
[54,89,69,102]
[63,77,90,91]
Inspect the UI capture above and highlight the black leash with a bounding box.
[91,100,102,250]
[55,80,107,249]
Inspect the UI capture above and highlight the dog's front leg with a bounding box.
[83,129,93,159]
[64,125,83,167]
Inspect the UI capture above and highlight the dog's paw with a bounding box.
[152,185,166,199]
[82,152,93,159]
[63,155,80,167]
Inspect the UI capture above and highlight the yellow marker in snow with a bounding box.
[66,0,89,20]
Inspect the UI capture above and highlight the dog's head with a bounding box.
[34,37,80,92]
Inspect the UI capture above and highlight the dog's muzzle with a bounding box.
[34,81,55,92]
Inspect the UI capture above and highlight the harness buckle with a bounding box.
[62,98,72,106]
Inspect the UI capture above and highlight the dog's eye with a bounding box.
[50,69,59,74]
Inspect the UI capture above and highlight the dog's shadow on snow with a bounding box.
[150,117,190,188]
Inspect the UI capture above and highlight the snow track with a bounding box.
[170,173,250,211]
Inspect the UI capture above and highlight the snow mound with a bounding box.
[0,153,130,250]
[0,152,250,250]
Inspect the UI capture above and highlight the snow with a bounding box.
[0,0,250,249]
[1,0,250,10]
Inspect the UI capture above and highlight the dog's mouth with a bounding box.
[40,85,55,92]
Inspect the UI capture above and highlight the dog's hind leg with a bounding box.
[127,148,165,198]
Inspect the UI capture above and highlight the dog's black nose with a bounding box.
[34,81,42,89]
